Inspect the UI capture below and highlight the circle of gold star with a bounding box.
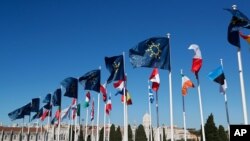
[146,42,161,59]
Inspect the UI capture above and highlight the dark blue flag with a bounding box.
[61,77,78,99]
[31,98,40,112]
[31,108,43,121]
[79,69,101,93]
[225,8,250,48]
[43,102,51,110]
[43,93,51,104]
[52,88,62,106]
[129,37,171,71]
[105,55,125,83]
[8,103,31,121]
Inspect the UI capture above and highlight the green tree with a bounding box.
[109,124,116,141]
[116,126,122,141]
[218,125,228,141]
[204,113,219,141]
[163,127,167,141]
[99,127,104,141]
[135,124,147,141]
[128,124,133,141]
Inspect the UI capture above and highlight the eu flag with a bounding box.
[61,77,78,99]
[105,55,125,83]
[225,8,250,48]
[31,98,40,112]
[52,88,61,106]
[8,103,31,121]
[129,37,171,71]
[79,69,101,93]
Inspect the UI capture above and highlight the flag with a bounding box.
[31,108,43,121]
[208,66,227,94]
[61,77,78,98]
[148,85,154,103]
[188,44,202,78]
[43,102,51,110]
[239,32,250,44]
[181,74,195,96]
[71,98,77,119]
[122,90,132,105]
[52,88,61,106]
[84,91,91,108]
[113,80,125,91]
[105,55,125,83]
[43,93,51,104]
[149,68,160,92]
[105,96,112,115]
[8,103,31,121]
[40,109,49,121]
[79,69,101,93]
[225,8,250,47]
[31,98,40,112]
[60,106,70,121]
[77,104,81,116]
[100,83,107,102]
[91,100,94,121]
[129,37,171,71]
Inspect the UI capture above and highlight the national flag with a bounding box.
[129,37,171,71]
[208,66,227,94]
[52,88,61,106]
[181,74,195,96]
[149,68,160,92]
[148,85,154,103]
[43,93,51,104]
[31,108,43,121]
[43,102,51,110]
[79,69,101,93]
[105,55,125,83]
[71,98,77,119]
[60,106,70,121]
[31,98,40,112]
[40,109,49,121]
[84,91,91,108]
[61,77,78,99]
[91,100,94,121]
[188,44,202,78]
[105,96,112,115]
[100,83,107,102]
[122,90,132,105]
[77,104,81,116]
[8,103,32,121]
[225,8,250,48]
[239,32,250,44]
[113,80,125,91]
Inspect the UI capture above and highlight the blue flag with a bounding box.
[208,66,227,93]
[105,55,125,84]
[31,98,40,112]
[43,93,51,104]
[225,8,250,48]
[8,103,31,121]
[61,77,78,99]
[52,88,62,106]
[148,86,154,103]
[79,69,101,93]
[129,37,171,71]
[31,108,43,121]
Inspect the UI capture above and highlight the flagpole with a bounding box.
[220,59,230,138]
[123,52,128,141]
[103,103,106,141]
[22,117,24,141]
[196,75,206,141]
[95,66,101,141]
[108,116,111,141]
[181,69,187,141]
[85,107,89,141]
[148,81,153,141]
[167,33,174,141]
[75,99,78,141]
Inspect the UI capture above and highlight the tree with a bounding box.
[99,127,104,141]
[204,113,219,141]
[109,124,116,141]
[116,126,122,141]
[135,124,147,141]
[218,125,228,141]
[128,124,133,141]
[163,127,167,141]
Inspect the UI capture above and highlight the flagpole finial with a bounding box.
[166,33,171,38]
[181,69,183,75]
[220,58,224,67]
[99,66,101,70]
[232,5,237,10]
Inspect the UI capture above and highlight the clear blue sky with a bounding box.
[1,0,250,130]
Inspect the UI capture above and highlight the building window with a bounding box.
[4,135,7,139]
[13,135,16,139]
[30,135,33,139]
